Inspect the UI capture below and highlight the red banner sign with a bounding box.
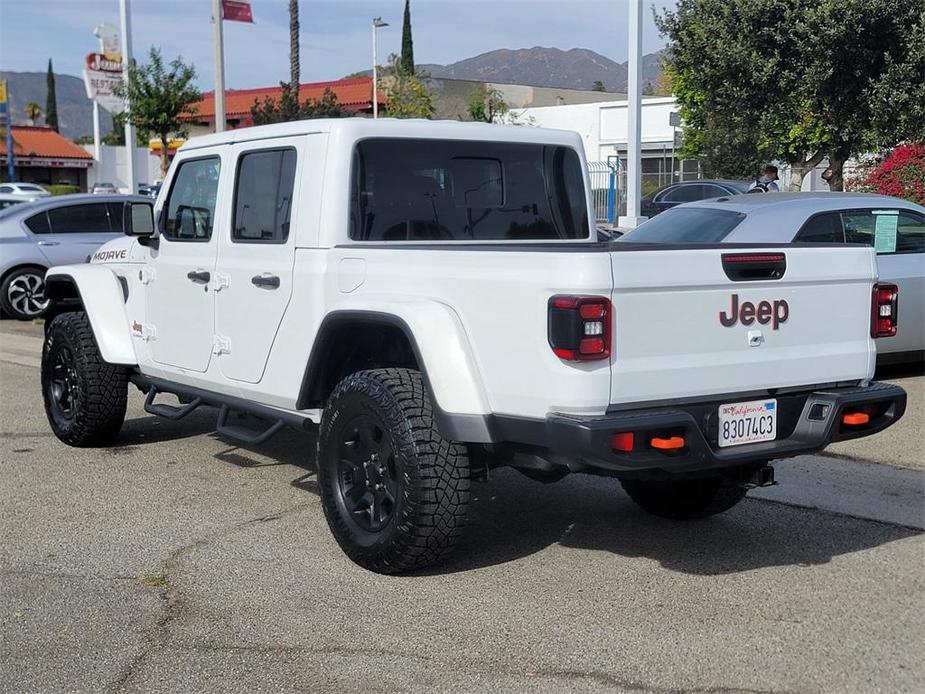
[222,0,254,23]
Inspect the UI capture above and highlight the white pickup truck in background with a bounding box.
[38,119,906,573]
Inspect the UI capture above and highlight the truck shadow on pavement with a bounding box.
[117,408,221,446]
[197,424,922,577]
[432,469,923,577]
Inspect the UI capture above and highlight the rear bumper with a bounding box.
[496,382,906,476]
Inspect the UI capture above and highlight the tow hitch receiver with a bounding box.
[744,465,776,489]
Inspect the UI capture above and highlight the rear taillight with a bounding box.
[548,295,612,361]
[871,283,899,338]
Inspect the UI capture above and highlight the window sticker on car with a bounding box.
[873,210,899,253]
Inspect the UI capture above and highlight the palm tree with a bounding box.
[24,102,42,126]
[289,0,300,103]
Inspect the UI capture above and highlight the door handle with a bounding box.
[37,240,60,246]
[251,274,280,289]
[187,270,211,284]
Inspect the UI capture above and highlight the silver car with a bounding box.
[0,194,147,320]
[620,192,925,360]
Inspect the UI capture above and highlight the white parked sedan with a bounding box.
[619,192,925,361]
[0,182,51,198]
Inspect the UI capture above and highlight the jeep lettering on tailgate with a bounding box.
[719,294,789,330]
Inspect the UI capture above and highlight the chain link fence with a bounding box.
[588,157,705,224]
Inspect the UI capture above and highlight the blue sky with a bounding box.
[0,0,675,90]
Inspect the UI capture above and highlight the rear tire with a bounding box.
[317,368,470,574]
[41,312,127,447]
[621,476,747,519]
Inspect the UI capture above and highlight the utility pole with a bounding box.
[92,101,101,161]
[119,0,136,194]
[212,0,226,133]
[618,0,646,228]
[372,17,388,118]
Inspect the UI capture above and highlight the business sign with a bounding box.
[222,0,254,23]
[83,23,125,114]
[0,80,9,126]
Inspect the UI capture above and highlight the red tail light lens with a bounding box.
[611,432,634,452]
[548,295,612,361]
[871,283,898,338]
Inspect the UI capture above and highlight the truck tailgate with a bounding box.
[609,246,877,405]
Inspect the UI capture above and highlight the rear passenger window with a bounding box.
[351,138,589,241]
[661,185,705,203]
[25,212,51,234]
[795,212,845,243]
[796,209,925,253]
[46,203,114,233]
[232,149,297,243]
[162,157,221,241]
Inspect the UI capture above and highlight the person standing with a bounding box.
[747,164,780,193]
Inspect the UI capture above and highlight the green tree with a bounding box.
[466,85,509,122]
[45,59,58,132]
[24,102,41,126]
[289,0,300,102]
[383,54,433,119]
[657,0,925,190]
[401,0,415,75]
[591,80,605,92]
[251,83,350,125]
[115,47,201,175]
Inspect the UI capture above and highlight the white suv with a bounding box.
[39,119,906,573]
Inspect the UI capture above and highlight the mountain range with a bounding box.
[1,47,665,141]
[0,71,113,141]
[419,47,665,93]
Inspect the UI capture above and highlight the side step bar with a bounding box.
[216,405,287,445]
[131,374,315,445]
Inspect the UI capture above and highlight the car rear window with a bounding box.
[350,138,589,242]
[618,207,746,244]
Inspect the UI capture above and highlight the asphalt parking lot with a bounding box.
[1,321,923,693]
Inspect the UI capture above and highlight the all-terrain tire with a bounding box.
[41,311,128,447]
[620,476,747,519]
[317,368,470,574]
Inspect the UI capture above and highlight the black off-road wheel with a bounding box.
[41,312,128,447]
[620,476,747,520]
[317,368,470,574]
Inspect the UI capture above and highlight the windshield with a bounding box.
[351,138,589,242]
[19,184,45,191]
[618,207,746,244]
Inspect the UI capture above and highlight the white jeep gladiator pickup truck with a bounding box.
[39,119,906,573]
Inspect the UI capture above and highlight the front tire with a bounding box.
[317,368,470,574]
[621,476,747,519]
[41,312,127,447]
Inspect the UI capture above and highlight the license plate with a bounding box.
[717,398,777,448]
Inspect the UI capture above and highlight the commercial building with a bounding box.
[0,125,93,189]
[183,77,378,137]
[518,96,831,206]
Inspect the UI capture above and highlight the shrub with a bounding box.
[855,143,925,205]
[47,184,81,196]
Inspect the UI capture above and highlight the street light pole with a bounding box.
[618,0,646,229]
[119,0,136,194]
[372,17,388,118]
[212,0,226,133]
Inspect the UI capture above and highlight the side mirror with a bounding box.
[123,201,158,247]
[123,201,155,236]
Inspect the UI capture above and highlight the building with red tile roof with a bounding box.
[0,125,94,189]
[184,77,379,135]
